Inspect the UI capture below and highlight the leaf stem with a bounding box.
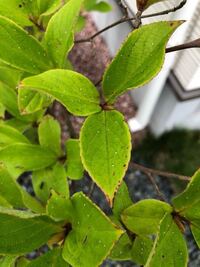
[166,38,200,53]
[130,162,190,181]
[75,0,187,44]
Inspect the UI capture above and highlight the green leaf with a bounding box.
[44,0,83,67]
[0,143,57,176]
[16,257,30,267]
[0,63,22,88]
[145,214,188,267]
[37,0,61,16]
[109,233,132,261]
[121,199,172,235]
[0,102,4,118]
[131,236,153,265]
[102,21,183,104]
[3,119,30,133]
[65,139,84,180]
[0,82,44,123]
[47,191,73,222]
[75,16,86,33]
[90,2,112,12]
[0,165,44,213]
[27,248,69,267]
[20,69,101,116]
[0,124,29,148]
[0,256,16,266]
[0,0,33,26]
[172,170,200,247]
[0,82,20,118]
[0,207,63,255]
[38,115,62,156]
[112,182,132,220]
[32,163,69,203]
[0,195,12,208]
[0,16,51,74]
[62,192,123,267]
[18,89,52,115]
[172,170,199,217]
[80,110,131,202]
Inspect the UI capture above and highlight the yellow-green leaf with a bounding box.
[62,192,123,267]
[0,207,63,255]
[0,16,51,74]
[80,110,131,202]
[44,0,83,67]
[121,199,172,235]
[103,21,183,103]
[145,214,188,267]
[65,139,84,180]
[19,69,101,116]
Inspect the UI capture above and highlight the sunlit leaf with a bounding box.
[20,69,101,116]
[80,110,131,202]
[103,21,183,103]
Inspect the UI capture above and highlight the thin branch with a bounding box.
[146,172,166,201]
[166,38,200,53]
[75,0,187,44]
[130,162,190,181]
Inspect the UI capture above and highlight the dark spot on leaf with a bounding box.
[40,181,44,189]
[83,235,88,244]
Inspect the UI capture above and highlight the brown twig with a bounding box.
[146,172,166,201]
[166,38,200,53]
[130,162,190,181]
[75,0,187,44]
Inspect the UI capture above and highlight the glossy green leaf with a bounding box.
[109,233,132,261]
[20,69,101,116]
[0,16,51,74]
[47,191,73,222]
[18,89,52,115]
[3,119,31,133]
[121,199,172,235]
[0,166,44,213]
[62,192,123,267]
[75,16,86,33]
[103,21,183,103]
[44,0,83,67]
[112,182,132,220]
[38,115,62,156]
[0,195,12,208]
[0,256,16,267]
[172,170,200,247]
[0,207,63,255]
[172,170,199,217]
[0,124,29,148]
[0,64,21,88]
[0,0,33,26]
[0,83,20,118]
[131,236,153,265]
[145,214,188,267]
[37,0,61,16]
[0,143,57,175]
[90,1,112,12]
[27,248,69,267]
[16,257,30,267]
[32,163,69,203]
[80,110,131,202]
[0,102,4,118]
[65,139,84,180]
[0,82,44,123]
